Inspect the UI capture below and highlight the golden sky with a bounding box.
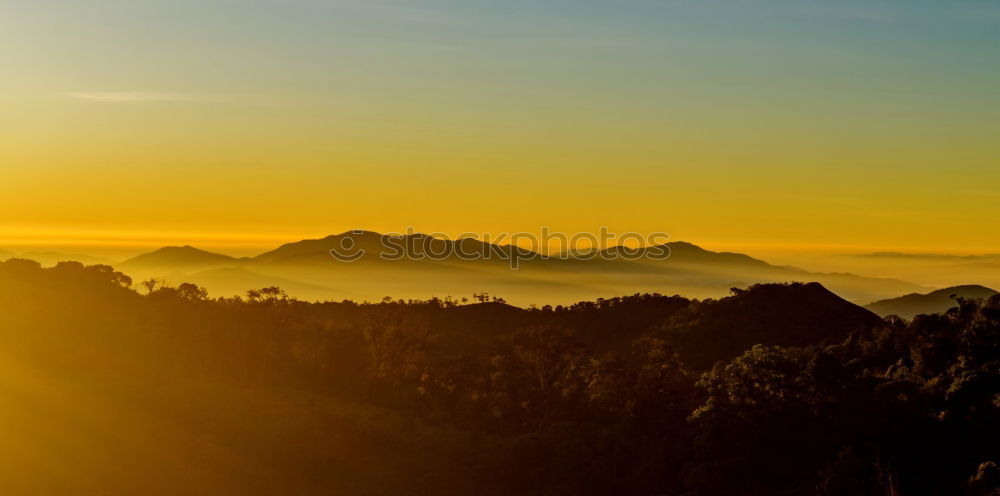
[1,0,998,257]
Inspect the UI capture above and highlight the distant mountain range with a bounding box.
[101,231,930,305]
[865,285,998,319]
[0,249,113,267]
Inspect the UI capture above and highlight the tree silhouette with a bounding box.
[140,277,163,294]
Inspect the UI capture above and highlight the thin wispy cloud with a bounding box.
[62,92,216,103]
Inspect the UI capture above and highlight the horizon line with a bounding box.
[1,228,998,259]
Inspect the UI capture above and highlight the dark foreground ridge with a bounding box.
[2,258,1000,495]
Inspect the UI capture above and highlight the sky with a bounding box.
[1,0,999,258]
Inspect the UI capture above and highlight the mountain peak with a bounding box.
[865,284,999,319]
[666,282,882,369]
[927,284,996,296]
[122,246,240,268]
[325,230,384,240]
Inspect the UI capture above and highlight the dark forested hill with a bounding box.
[659,282,883,369]
[3,258,999,495]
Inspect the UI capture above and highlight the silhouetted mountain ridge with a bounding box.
[121,245,245,269]
[865,284,999,319]
[15,231,935,303]
[660,282,883,369]
[116,232,843,273]
[252,231,546,266]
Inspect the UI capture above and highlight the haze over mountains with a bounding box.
[0,249,113,266]
[21,231,1000,307]
[42,231,928,305]
[833,251,1000,292]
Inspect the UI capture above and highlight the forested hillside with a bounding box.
[2,258,999,495]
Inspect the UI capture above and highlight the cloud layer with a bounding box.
[63,92,208,103]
